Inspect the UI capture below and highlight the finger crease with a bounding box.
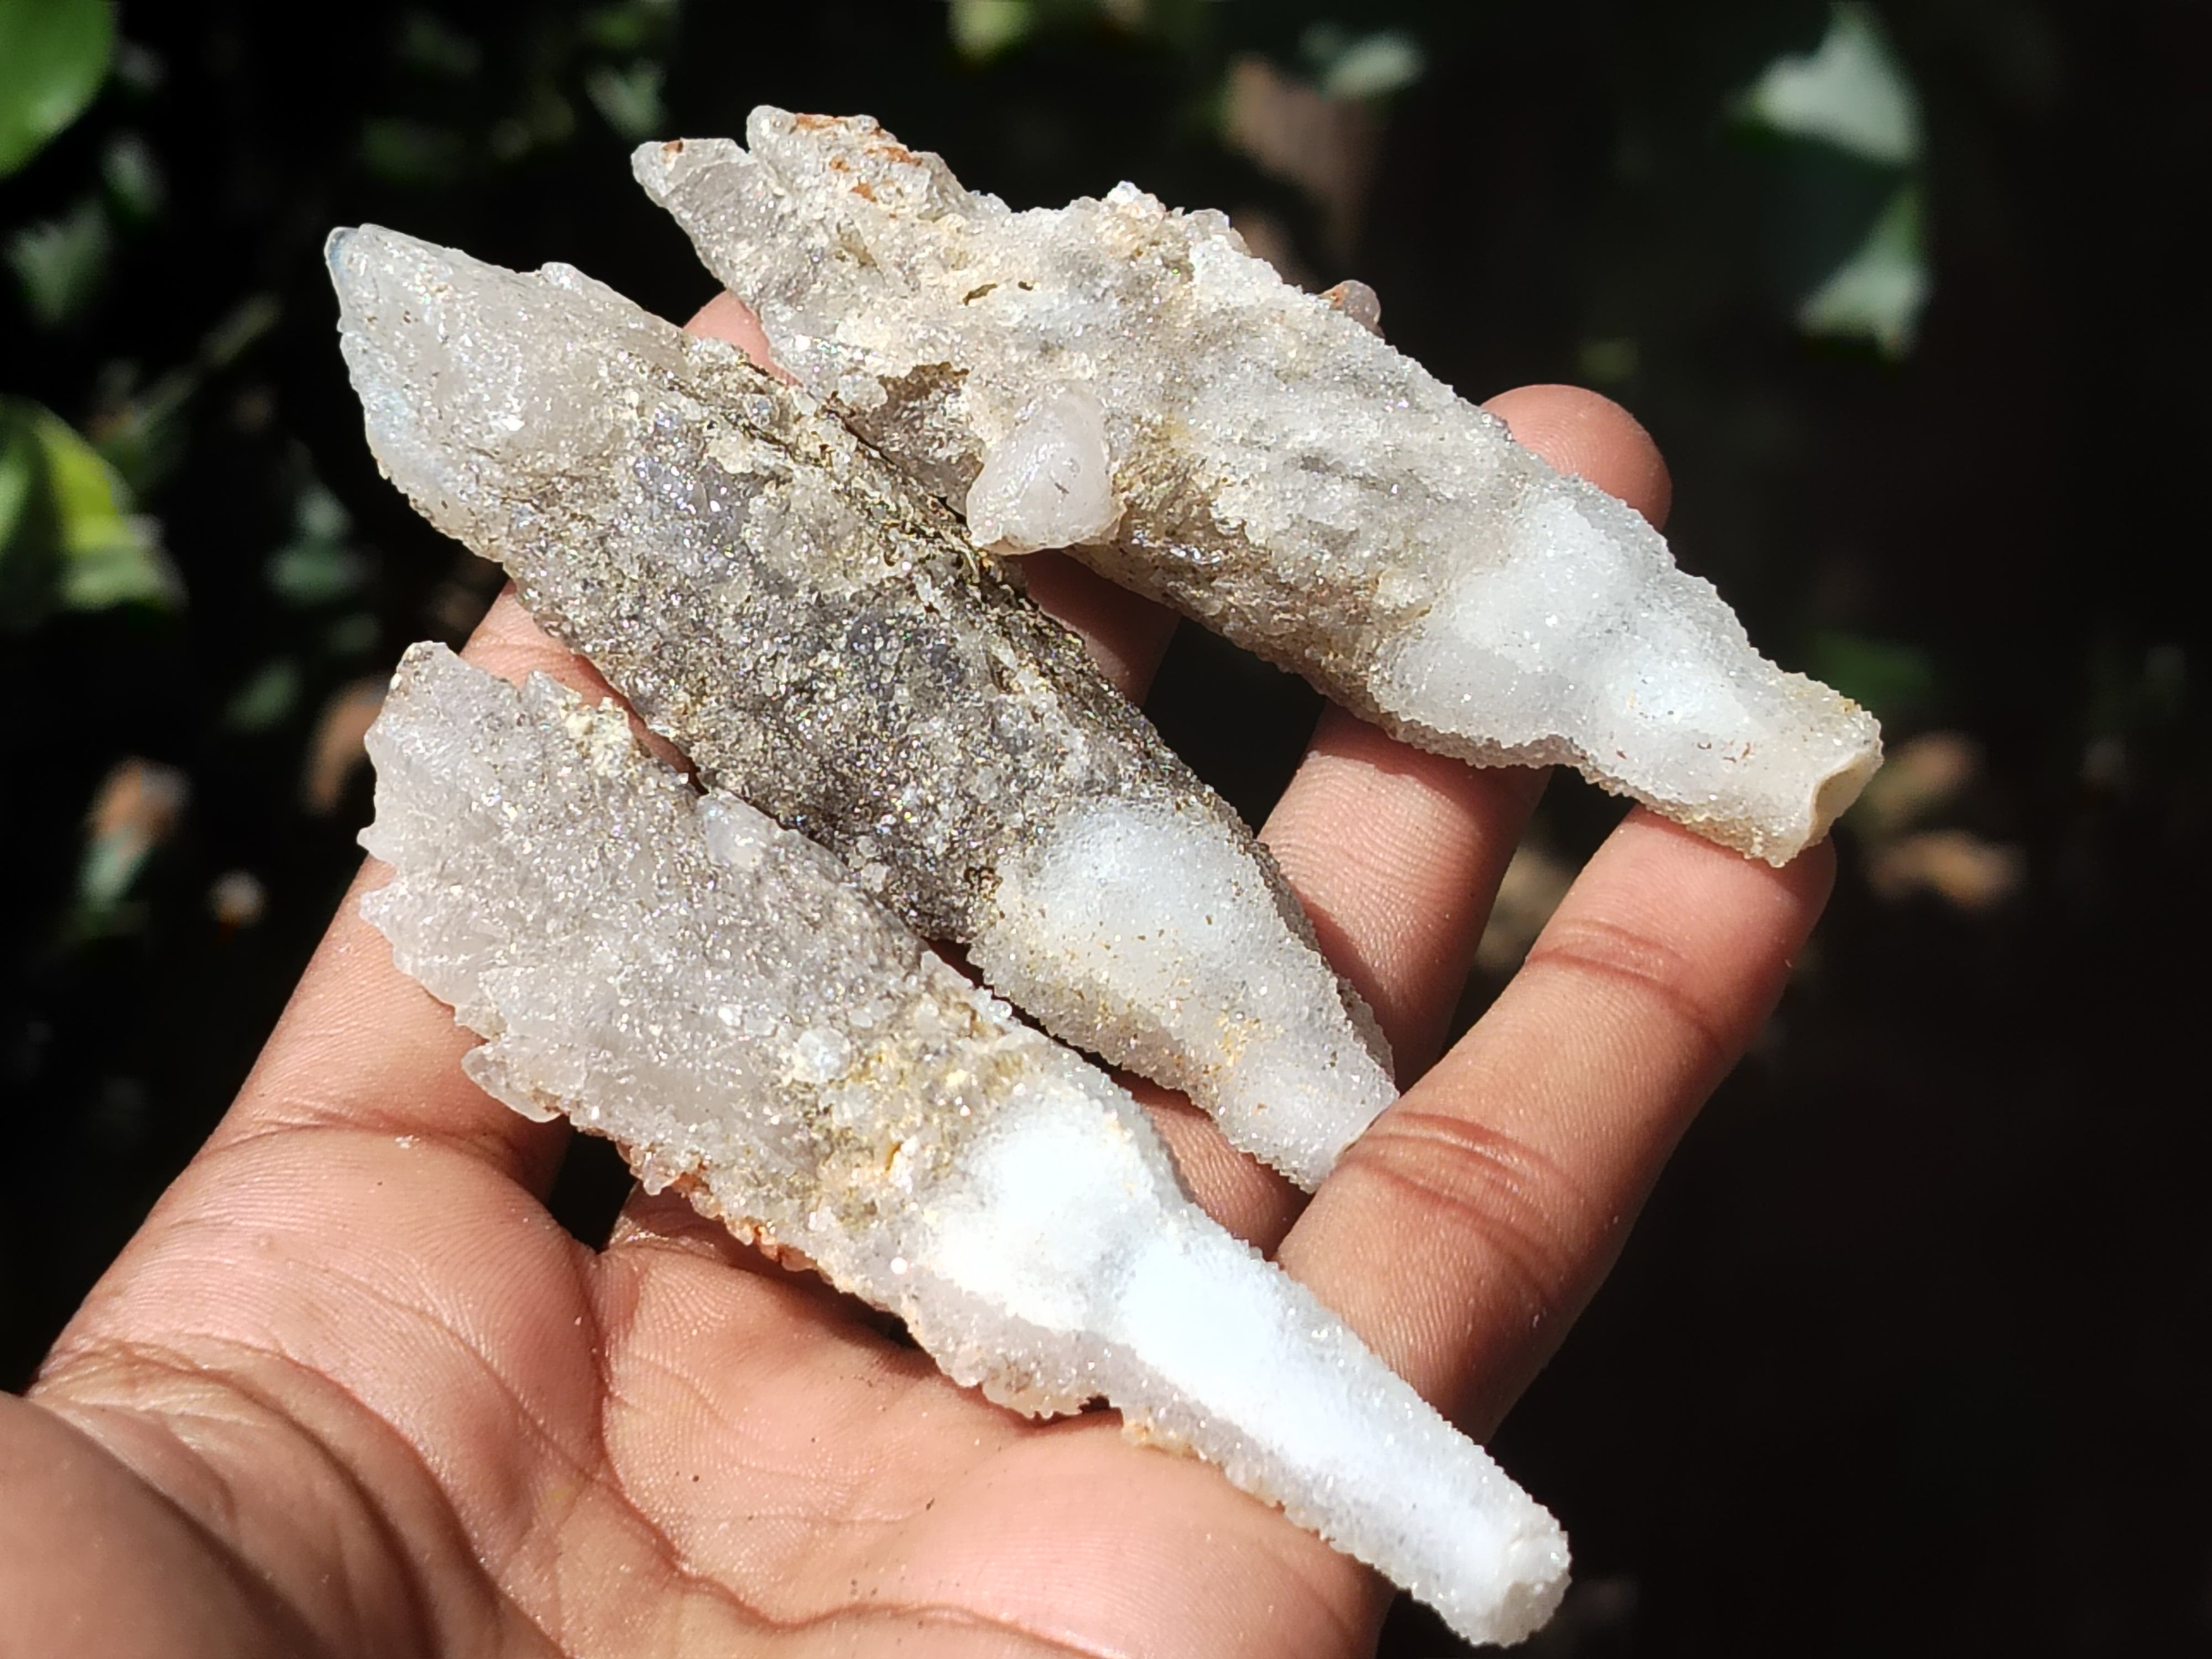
[1338,1109,1587,1321]
[1519,918,1731,1068]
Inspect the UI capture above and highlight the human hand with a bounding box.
[0,296,1828,1658]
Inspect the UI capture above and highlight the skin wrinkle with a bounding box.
[52,1342,808,1659]
[0,1394,345,1659]
[602,1343,926,1536]
[39,1337,460,1658]
[1333,1107,1590,1338]
[591,1261,1025,1620]
[1515,917,1734,1079]
[214,1098,564,1191]
[104,1129,585,1371]
[266,1255,611,1563]
[54,1161,630,1638]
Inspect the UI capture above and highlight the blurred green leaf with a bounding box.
[1743,3,1922,166]
[294,479,351,544]
[490,85,576,163]
[323,612,380,657]
[268,540,369,606]
[59,509,171,608]
[99,129,163,221]
[0,0,114,176]
[1798,183,1928,356]
[1309,28,1425,102]
[360,117,466,186]
[950,0,1034,61]
[223,659,302,732]
[9,195,111,324]
[109,36,160,93]
[0,396,180,625]
[39,404,176,609]
[584,0,678,53]
[267,480,368,606]
[1809,629,1935,720]
[1577,337,1640,387]
[0,421,33,549]
[398,9,481,78]
[583,60,665,140]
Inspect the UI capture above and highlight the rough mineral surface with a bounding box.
[638,109,1884,863]
[359,642,1569,1647]
[328,226,1393,1188]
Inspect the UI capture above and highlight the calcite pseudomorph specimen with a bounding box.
[360,641,1570,1647]
[637,109,1884,864]
[328,226,1393,1190]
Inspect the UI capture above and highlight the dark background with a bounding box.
[2,2,2204,1653]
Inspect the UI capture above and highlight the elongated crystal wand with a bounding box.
[638,109,1883,864]
[361,643,1569,1647]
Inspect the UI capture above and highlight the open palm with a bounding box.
[0,304,1832,1657]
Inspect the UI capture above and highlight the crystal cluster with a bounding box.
[361,643,1569,1647]
[329,227,1394,1189]
[638,109,1884,863]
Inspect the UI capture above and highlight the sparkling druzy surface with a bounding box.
[638,109,1884,863]
[360,643,1570,1647]
[328,226,1394,1188]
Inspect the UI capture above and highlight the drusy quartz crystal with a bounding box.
[361,643,1570,1647]
[637,109,1884,864]
[328,227,1394,1190]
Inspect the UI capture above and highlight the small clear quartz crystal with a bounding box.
[327,226,1392,1188]
[963,383,1123,553]
[359,642,1569,1647]
[637,110,1884,864]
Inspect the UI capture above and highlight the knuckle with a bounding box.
[1337,1107,1590,1327]
[1519,916,1733,1070]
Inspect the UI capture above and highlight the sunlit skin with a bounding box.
[0,296,1831,1657]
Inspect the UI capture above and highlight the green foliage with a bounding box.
[0,397,180,630]
[1796,182,1927,356]
[265,482,370,608]
[583,60,666,140]
[1808,629,1936,721]
[1738,4,1930,356]
[397,9,483,78]
[99,131,164,222]
[0,0,114,176]
[8,195,110,324]
[1299,25,1424,102]
[1740,3,1921,166]
[361,117,468,187]
[950,0,1037,62]
[223,659,304,733]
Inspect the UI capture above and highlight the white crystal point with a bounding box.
[327,223,1394,1187]
[636,112,1883,864]
[972,795,1394,1188]
[963,382,1124,554]
[360,642,1568,1647]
